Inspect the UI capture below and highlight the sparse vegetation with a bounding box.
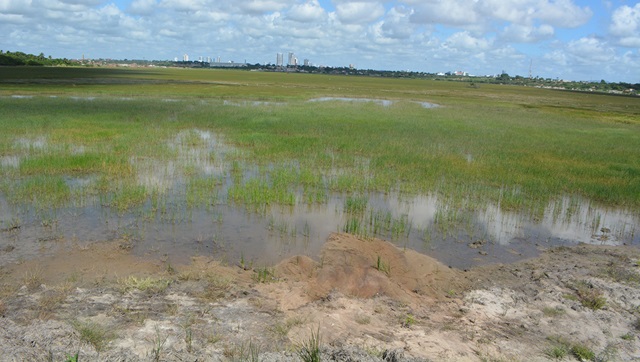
[375,255,391,276]
[252,267,276,283]
[571,343,595,361]
[571,280,607,310]
[354,314,371,325]
[72,320,115,352]
[401,314,416,328]
[542,306,566,317]
[296,327,322,362]
[545,344,568,359]
[603,265,640,285]
[225,340,261,362]
[118,276,171,295]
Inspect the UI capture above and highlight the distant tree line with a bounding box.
[1,50,637,95]
[0,50,74,66]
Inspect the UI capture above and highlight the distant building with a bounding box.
[183,54,189,62]
[209,61,248,68]
[288,52,295,66]
[276,53,283,66]
[303,59,309,66]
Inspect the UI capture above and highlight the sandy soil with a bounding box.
[0,233,639,361]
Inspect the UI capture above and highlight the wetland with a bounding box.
[0,67,639,360]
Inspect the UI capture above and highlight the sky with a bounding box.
[1,0,639,82]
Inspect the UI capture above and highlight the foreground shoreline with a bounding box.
[1,233,639,361]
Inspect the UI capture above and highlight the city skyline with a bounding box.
[1,1,639,82]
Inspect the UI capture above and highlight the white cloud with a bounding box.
[335,2,384,24]
[159,0,206,12]
[128,0,156,15]
[500,23,554,43]
[238,0,292,15]
[286,0,325,22]
[566,37,615,64]
[410,0,591,29]
[380,6,414,39]
[531,0,592,27]
[0,0,34,13]
[445,31,493,52]
[610,4,640,47]
[410,1,480,27]
[0,0,635,81]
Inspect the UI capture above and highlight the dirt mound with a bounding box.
[274,233,466,307]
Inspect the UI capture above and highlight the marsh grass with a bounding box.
[252,266,276,283]
[72,320,115,352]
[603,265,640,285]
[1,68,640,264]
[375,255,391,276]
[118,276,171,295]
[296,327,322,362]
[571,280,607,310]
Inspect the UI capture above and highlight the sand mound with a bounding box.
[275,233,465,306]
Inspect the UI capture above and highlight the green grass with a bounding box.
[571,280,607,310]
[296,327,322,362]
[72,320,115,352]
[118,276,171,295]
[1,66,639,224]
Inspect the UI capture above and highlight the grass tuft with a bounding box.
[296,327,322,362]
[72,320,115,352]
[118,276,171,295]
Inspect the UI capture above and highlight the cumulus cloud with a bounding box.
[370,5,415,41]
[609,3,640,47]
[0,0,34,14]
[335,1,384,24]
[285,0,325,22]
[128,0,156,15]
[236,0,293,15]
[500,23,554,43]
[566,37,616,64]
[445,31,493,52]
[0,0,635,81]
[410,0,591,29]
[410,1,480,27]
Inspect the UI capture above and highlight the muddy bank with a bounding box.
[0,234,639,361]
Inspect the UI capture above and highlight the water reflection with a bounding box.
[1,128,638,270]
[309,97,394,107]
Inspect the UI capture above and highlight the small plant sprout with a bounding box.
[375,255,390,276]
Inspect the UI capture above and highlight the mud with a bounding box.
[0,234,639,361]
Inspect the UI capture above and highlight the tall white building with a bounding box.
[276,53,283,66]
[288,52,294,66]
[183,54,189,62]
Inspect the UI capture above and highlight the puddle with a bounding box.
[309,97,394,107]
[0,156,20,168]
[14,137,47,150]
[308,98,440,109]
[417,101,440,108]
[223,100,285,107]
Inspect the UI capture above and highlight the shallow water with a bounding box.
[309,97,394,107]
[0,109,637,269]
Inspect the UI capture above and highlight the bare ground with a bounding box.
[0,233,639,361]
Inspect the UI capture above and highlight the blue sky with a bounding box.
[1,0,639,82]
